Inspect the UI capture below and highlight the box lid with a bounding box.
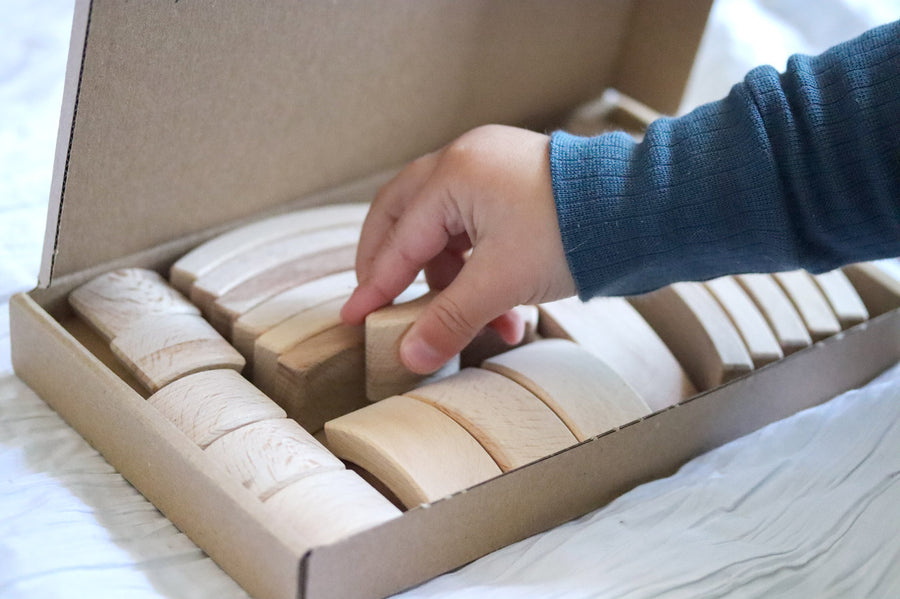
[41,0,711,286]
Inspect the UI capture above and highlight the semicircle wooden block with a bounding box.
[705,276,783,368]
[204,418,344,501]
[324,395,502,508]
[735,274,812,356]
[482,339,651,441]
[170,203,369,294]
[264,470,401,551]
[405,368,578,472]
[538,296,695,411]
[628,282,754,391]
[842,261,900,318]
[772,271,841,342]
[811,270,868,329]
[147,369,286,448]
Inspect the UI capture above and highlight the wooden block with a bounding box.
[539,296,696,411]
[735,273,812,355]
[482,339,651,441]
[69,268,199,342]
[147,369,286,448]
[264,470,401,551]
[406,368,578,471]
[772,271,841,342]
[110,313,245,392]
[325,395,502,508]
[705,276,783,368]
[460,305,540,368]
[811,270,868,329]
[169,203,369,294]
[843,261,900,318]
[204,418,344,501]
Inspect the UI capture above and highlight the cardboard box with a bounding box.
[15,2,899,598]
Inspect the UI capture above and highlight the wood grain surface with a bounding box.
[811,269,868,330]
[773,271,841,342]
[705,276,783,368]
[736,273,812,355]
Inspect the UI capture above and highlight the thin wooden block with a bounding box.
[773,271,841,342]
[482,339,651,441]
[169,203,369,294]
[69,268,199,342]
[812,270,868,329]
[460,305,540,368]
[110,313,245,392]
[705,276,783,368]
[406,368,578,471]
[264,470,401,551]
[325,395,502,508]
[735,273,812,355]
[539,296,696,411]
[204,418,344,501]
[843,261,900,318]
[147,369,286,448]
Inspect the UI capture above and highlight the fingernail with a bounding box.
[400,335,444,374]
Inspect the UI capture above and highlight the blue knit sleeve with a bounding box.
[551,20,900,299]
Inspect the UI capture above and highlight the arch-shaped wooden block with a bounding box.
[736,274,812,355]
[460,305,540,368]
[843,261,900,318]
[705,276,783,368]
[69,268,199,342]
[147,369,286,448]
[772,271,841,342]
[204,418,344,501]
[170,203,369,294]
[812,270,868,329]
[325,395,502,508]
[482,339,651,441]
[539,296,695,411]
[405,368,578,471]
[264,470,401,551]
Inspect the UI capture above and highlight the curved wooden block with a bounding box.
[482,339,651,441]
[460,305,540,368]
[325,395,502,508]
[406,368,577,471]
[735,274,812,355]
[773,271,841,342]
[205,418,344,501]
[705,276,783,368]
[169,203,368,294]
[842,261,900,318]
[264,470,401,551]
[812,270,868,330]
[147,369,286,448]
[69,268,198,342]
[538,296,695,411]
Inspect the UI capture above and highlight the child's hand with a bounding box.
[341,125,576,374]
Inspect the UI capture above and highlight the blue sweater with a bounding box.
[551,20,900,300]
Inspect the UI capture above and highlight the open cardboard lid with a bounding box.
[41,0,711,287]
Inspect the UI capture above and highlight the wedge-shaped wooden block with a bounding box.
[539,296,696,411]
[629,282,754,391]
[843,261,900,318]
[264,470,401,551]
[325,395,502,508]
[772,271,841,342]
[812,270,868,329]
[482,339,651,441]
[406,368,577,471]
[460,305,540,368]
[69,268,199,342]
[736,273,812,355]
[705,276,783,368]
[205,418,344,501]
[110,313,245,393]
[147,369,286,448]
[170,203,369,294]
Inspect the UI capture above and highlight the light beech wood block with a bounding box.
[110,313,245,392]
[264,470,401,550]
[736,274,812,355]
[460,305,540,368]
[843,261,900,318]
[539,296,696,411]
[482,339,651,441]
[812,270,868,329]
[772,271,841,342]
[406,368,578,471]
[705,276,783,368]
[147,369,286,448]
[205,418,344,501]
[325,395,502,508]
[629,282,753,391]
[69,268,199,342]
[169,203,369,294]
